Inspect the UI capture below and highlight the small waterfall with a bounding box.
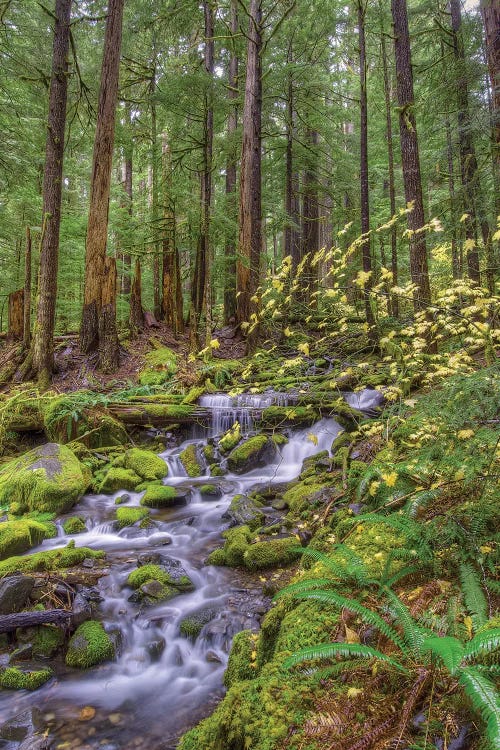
[199,391,294,436]
[342,388,385,414]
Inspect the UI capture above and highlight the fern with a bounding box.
[294,544,372,586]
[458,667,500,750]
[382,587,427,657]
[283,641,407,673]
[274,577,333,598]
[460,563,488,629]
[405,488,441,518]
[464,629,500,662]
[422,635,465,675]
[356,467,381,502]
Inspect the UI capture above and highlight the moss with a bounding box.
[272,434,289,446]
[210,465,225,477]
[140,484,178,508]
[0,443,87,515]
[127,563,193,592]
[139,347,177,386]
[116,506,149,528]
[227,435,275,474]
[219,422,241,454]
[199,483,221,497]
[243,537,301,571]
[65,620,115,669]
[62,516,87,535]
[206,547,226,566]
[25,624,65,657]
[99,467,142,493]
[226,494,265,531]
[0,542,104,578]
[43,396,128,447]
[224,630,257,687]
[179,444,204,477]
[344,520,405,576]
[259,406,318,429]
[182,386,206,404]
[0,666,52,690]
[122,448,168,482]
[0,516,57,560]
[202,444,215,463]
[224,525,253,567]
[282,479,329,513]
[179,608,216,639]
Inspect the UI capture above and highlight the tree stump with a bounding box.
[8,289,24,340]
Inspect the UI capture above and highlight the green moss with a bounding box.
[182,386,206,404]
[219,422,241,454]
[259,406,318,429]
[344,520,405,576]
[65,620,115,668]
[123,448,168,482]
[199,483,221,497]
[0,542,104,578]
[99,467,142,493]
[179,608,216,639]
[224,630,257,687]
[243,538,301,571]
[0,666,52,690]
[202,444,215,463]
[128,564,172,589]
[43,396,128,447]
[227,435,275,473]
[139,347,177,386]
[116,506,149,528]
[140,484,178,508]
[179,444,204,477]
[0,516,57,560]
[226,494,265,531]
[272,434,289,446]
[224,525,253,567]
[0,443,87,515]
[206,547,226,566]
[29,624,65,657]
[282,479,328,513]
[62,516,87,535]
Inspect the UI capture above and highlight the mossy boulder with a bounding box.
[139,347,177,386]
[127,560,194,605]
[16,624,65,658]
[65,620,115,668]
[223,495,265,531]
[199,483,223,499]
[116,507,149,529]
[243,537,301,570]
[259,406,318,429]
[99,467,142,494]
[0,542,104,578]
[0,516,57,560]
[227,435,276,474]
[140,485,181,508]
[224,630,257,687]
[282,479,331,513]
[179,444,204,477]
[219,422,241,454]
[0,666,52,690]
[179,608,217,640]
[62,516,87,535]
[43,397,128,448]
[0,444,87,516]
[122,449,168,482]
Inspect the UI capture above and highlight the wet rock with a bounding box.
[300,451,331,476]
[82,558,96,569]
[271,498,287,511]
[348,502,365,515]
[115,493,130,505]
[296,528,313,547]
[227,435,276,474]
[148,535,172,547]
[19,737,53,750]
[0,708,44,741]
[179,608,218,639]
[222,495,265,531]
[205,650,222,664]
[71,593,93,626]
[9,643,33,661]
[76,586,103,603]
[198,483,223,499]
[146,636,166,661]
[0,575,35,614]
[448,726,472,750]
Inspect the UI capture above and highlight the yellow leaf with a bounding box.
[209,338,220,349]
[251,650,257,661]
[284,327,292,337]
[347,687,363,698]
[381,471,398,487]
[345,626,360,644]
[457,429,474,440]
[464,616,473,639]
[479,545,493,554]
[307,433,319,446]
[454,469,465,481]
[460,213,469,223]
[297,342,310,356]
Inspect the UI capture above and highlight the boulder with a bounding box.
[222,495,265,531]
[227,435,276,474]
[65,620,115,668]
[0,443,87,515]
[0,575,35,614]
[0,708,44,741]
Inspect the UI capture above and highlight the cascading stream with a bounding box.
[0,390,377,750]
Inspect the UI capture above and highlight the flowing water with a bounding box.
[0,390,378,749]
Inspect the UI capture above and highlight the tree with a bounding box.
[80,0,124,367]
[224,0,239,325]
[481,0,500,163]
[30,0,72,387]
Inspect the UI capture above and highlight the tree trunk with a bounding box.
[150,66,161,320]
[81,0,124,355]
[98,256,120,372]
[301,128,320,305]
[121,108,133,297]
[129,258,144,335]
[224,0,239,325]
[358,1,377,344]
[285,42,301,277]
[391,0,432,312]
[8,290,24,340]
[0,608,73,634]
[236,0,263,335]
[481,0,500,163]
[23,226,32,348]
[30,0,72,382]
[161,136,183,334]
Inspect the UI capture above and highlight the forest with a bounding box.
[0,0,498,749]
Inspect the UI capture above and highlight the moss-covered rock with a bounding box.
[179,444,204,477]
[139,347,177,386]
[0,516,57,560]
[224,630,257,687]
[282,478,331,513]
[0,443,87,515]
[65,620,115,668]
[127,561,193,605]
[99,467,142,494]
[116,507,150,529]
[258,406,318,429]
[16,624,65,658]
[0,542,104,578]
[223,494,265,531]
[243,537,301,570]
[206,547,226,566]
[43,397,128,448]
[219,422,241,454]
[122,449,168,482]
[224,525,253,567]
[179,608,217,640]
[140,484,182,508]
[199,483,223,498]
[227,435,276,474]
[0,666,52,690]
[62,516,87,535]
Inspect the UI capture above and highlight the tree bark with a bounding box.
[8,290,24,340]
[0,608,73,634]
[161,136,183,334]
[285,41,301,277]
[31,0,72,382]
[23,226,32,348]
[80,0,124,355]
[301,128,320,305]
[481,0,500,164]
[129,258,144,335]
[224,0,239,325]
[121,107,133,297]
[236,0,263,335]
[98,256,120,372]
[391,0,432,312]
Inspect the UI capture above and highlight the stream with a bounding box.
[0,389,382,749]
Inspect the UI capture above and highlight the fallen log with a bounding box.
[0,608,72,634]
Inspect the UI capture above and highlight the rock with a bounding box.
[115,493,130,505]
[179,444,205,477]
[71,593,92,626]
[65,620,115,668]
[198,483,223,499]
[179,608,217,639]
[0,575,35,614]
[122,448,168,482]
[9,643,33,661]
[348,502,365,515]
[141,484,186,508]
[300,450,331,476]
[0,443,86,515]
[0,708,44,741]
[227,435,276,474]
[222,495,265,531]
[205,649,222,663]
[19,737,53,750]
[146,636,166,661]
[448,726,472,750]
[82,557,96,569]
[99,467,142,494]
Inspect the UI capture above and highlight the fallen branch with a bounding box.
[0,608,72,633]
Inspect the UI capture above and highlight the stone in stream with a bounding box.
[0,707,44,741]
[19,737,53,750]
[146,636,166,661]
[226,435,276,474]
[71,593,92,626]
[222,494,265,531]
[0,574,35,614]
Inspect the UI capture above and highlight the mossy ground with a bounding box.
[0,515,56,559]
[62,515,87,535]
[0,542,103,577]
[139,347,177,386]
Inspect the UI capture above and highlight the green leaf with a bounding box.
[283,642,407,673]
[458,667,500,749]
[422,635,464,675]
[460,564,488,630]
[464,629,500,662]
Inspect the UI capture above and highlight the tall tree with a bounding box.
[391,0,432,312]
[224,0,239,325]
[80,0,124,363]
[237,0,263,332]
[284,39,301,275]
[30,0,72,387]
[481,0,500,164]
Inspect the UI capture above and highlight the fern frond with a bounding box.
[474,664,500,678]
[421,635,465,675]
[295,544,371,585]
[382,564,419,589]
[485,579,500,595]
[274,577,333,599]
[464,629,500,662]
[458,667,500,749]
[310,658,370,684]
[405,488,441,518]
[293,590,407,654]
[382,587,426,657]
[356,468,381,502]
[283,641,407,672]
[460,563,488,629]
